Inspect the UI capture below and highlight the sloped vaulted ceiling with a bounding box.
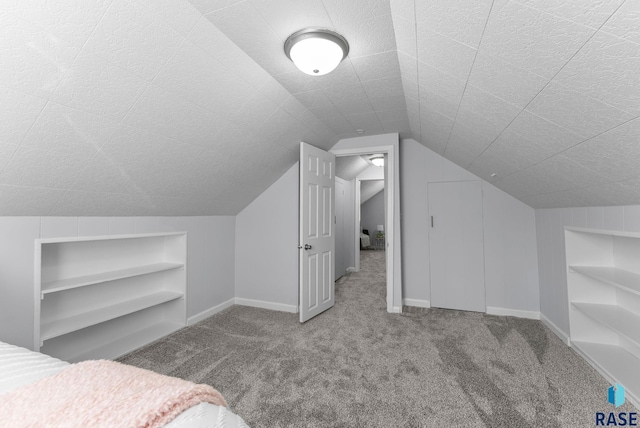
[390,0,640,209]
[1,0,639,215]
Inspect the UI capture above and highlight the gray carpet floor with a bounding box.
[119,250,635,427]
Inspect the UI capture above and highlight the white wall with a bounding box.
[234,164,298,312]
[361,191,385,238]
[535,205,640,341]
[0,215,235,349]
[483,183,539,316]
[400,139,539,316]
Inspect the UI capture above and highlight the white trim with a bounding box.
[391,306,402,313]
[386,147,395,314]
[403,298,431,308]
[354,176,362,273]
[235,297,299,313]
[187,298,235,325]
[540,313,571,345]
[486,306,540,320]
[346,266,357,273]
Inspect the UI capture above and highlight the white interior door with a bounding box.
[428,181,485,312]
[299,142,335,322]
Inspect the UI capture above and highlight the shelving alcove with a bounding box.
[566,227,640,408]
[34,232,187,363]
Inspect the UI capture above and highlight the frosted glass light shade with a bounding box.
[371,156,384,167]
[289,38,343,76]
[285,29,349,77]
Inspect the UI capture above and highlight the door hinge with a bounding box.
[431,216,434,228]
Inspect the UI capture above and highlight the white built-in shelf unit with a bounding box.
[34,232,187,362]
[566,227,640,409]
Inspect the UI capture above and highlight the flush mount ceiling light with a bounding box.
[370,155,384,167]
[284,28,349,76]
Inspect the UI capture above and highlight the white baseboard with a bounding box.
[235,297,298,313]
[540,313,571,345]
[403,298,431,308]
[346,266,357,273]
[390,306,402,313]
[187,298,235,325]
[486,306,540,320]
[188,297,299,324]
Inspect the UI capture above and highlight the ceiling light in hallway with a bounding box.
[370,155,384,167]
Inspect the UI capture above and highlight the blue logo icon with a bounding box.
[608,383,625,408]
[596,384,637,426]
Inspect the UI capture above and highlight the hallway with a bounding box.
[335,249,386,310]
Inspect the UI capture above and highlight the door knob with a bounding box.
[304,244,312,250]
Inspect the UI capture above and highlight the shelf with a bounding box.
[572,302,640,347]
[570,266,640,297]
[566,229,640,411]
[38,231,186,244]
[572,341,640,406]
[42,262,184,295]
[41,291,183,342]
[35,232,187,360]
[64,322,183,363]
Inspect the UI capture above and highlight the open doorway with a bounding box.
[333,152,392,311]
[298,140,401,322]
[356,176,386,307]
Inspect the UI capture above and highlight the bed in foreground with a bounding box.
[0,341,249,427]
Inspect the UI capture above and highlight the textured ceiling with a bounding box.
[361,179,384,205]
[1,0,639,215]
[335,155,374,181]
[391,0,640,208]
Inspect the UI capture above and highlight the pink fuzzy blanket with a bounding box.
[0,360,227,428]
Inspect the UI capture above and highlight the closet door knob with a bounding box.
[304,244,312,250]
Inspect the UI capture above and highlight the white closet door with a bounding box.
[428,181,485,312]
